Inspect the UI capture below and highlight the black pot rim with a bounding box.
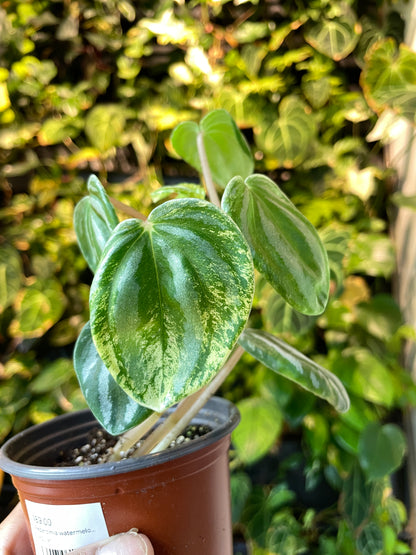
[0,396,240,481]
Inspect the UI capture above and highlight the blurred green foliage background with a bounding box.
[1,0,416,552]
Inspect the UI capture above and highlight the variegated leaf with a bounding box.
[74,175,119,272]
[222,174,330,315]
[74,322,152,435]
[239,328,350,412]
[90,198,254,411]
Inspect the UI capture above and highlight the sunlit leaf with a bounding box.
[38,115,83,145]
[232,397,283,464]
[85,104,127,153]
[222,174,329,315]
[9,278,66,339]
[329,348,398,407]
[239,329,350,412]
[74,323,152,435]
[90,198,254,411]
[74,175,119,272]
[346,233,396,278]
[0,244,23,312]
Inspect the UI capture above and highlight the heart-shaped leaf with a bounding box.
[85,104,127,152]
[360,38,416,124]
[74,175,119,272]
[305,5,360,61]
[238,328,350,413]
[222,174,329,315]
[232,397,283,464]
[254,96,315,168]
[170,109,254,189]
[74,322,152,435]
[90,198,254,411]
[358,422,407,480]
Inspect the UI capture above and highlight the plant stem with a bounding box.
[135,345,245,456]
[197,132,221,208]
[108,411,162,462]
[110,197,147,221]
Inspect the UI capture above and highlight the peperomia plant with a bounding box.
[73,109,350,460]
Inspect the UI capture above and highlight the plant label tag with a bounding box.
[25,499,109,554]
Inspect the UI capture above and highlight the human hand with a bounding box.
[0,502,154,555]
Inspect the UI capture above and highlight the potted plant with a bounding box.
[0,109,349,554]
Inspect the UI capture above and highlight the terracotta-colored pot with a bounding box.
[0,396,239,555]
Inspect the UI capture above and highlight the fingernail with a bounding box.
[96,530,149,554]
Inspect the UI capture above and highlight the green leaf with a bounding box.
[320,227,350,296]
[305,6,360,61]
[302,76,331,109]
[330,348,398,407]
[342,463,372,528]
[238,329,350,413]
[29,358,73,394]
[0,244,23,312]
[391,192,416,210]
[361,38,416,124]
[356,523,384,555]
[222,174,330,315]
[171,109,254,189]
[257,282,317,336]
[358,422,407,481]
[346,233,396,278]
[90,198,254,411]
[231,472,252,524]
[232,397,283,464]
[38,115,83,145]
[85,104,127,153]
[150,183,206,203]
[74,175,119,272]
[355,294,403,341]
[74,323,152,435]
[254,96,316,168]
[9,278,66,339]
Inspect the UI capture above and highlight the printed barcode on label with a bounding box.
[39,549,74,554]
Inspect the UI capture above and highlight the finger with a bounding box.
[0,502,33,555]
[72,530,154,555]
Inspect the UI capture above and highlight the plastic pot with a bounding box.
[0,396,239,555]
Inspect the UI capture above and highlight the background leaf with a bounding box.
[232,397,283,464]
[8,278,66,339]
[305,6,360,61]
[254,96,316,168]
[85,104,127,153]
[0,244,23,312]
[358,422,407,480]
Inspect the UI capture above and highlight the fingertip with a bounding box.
[96,530,154,554]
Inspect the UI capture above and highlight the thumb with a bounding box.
[72,530,154,555]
